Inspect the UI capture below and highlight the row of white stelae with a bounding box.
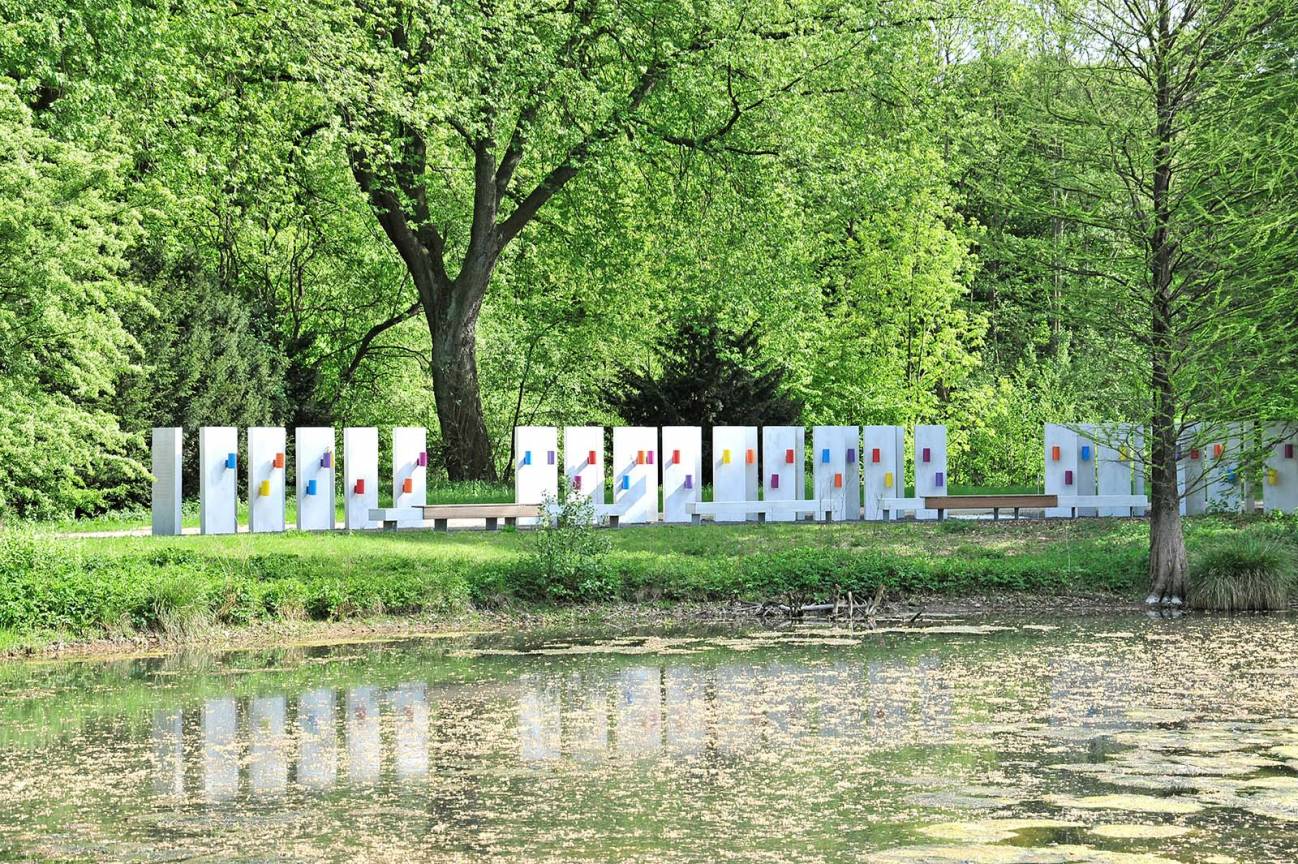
[151,426,431,535]
[514,425,948,523]
[1042,422,1298,516]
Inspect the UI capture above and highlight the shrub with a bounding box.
[527,492,615,603]
[1187,537,1296,611]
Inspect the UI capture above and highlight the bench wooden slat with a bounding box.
[923,494,1058,509]
[417,503,541,518]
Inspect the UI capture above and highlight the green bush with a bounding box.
[1187,537,1295,611]
[526,492,615,603]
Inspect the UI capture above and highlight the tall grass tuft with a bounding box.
[1187,537,1296,611]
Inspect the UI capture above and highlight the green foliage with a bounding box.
[0,80,148,518]
[1187,537,1296,612]
[606,314,801,461]
[524,492,615,604]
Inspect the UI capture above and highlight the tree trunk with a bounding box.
[1146,0,1184,604]
[1147,407,1187,602]
[429,286,497,482]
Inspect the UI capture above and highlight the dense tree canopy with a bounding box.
[2,0,1295,601]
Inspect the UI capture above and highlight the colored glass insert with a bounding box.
[883,472,894,488]
[402,478,413,494]
[770,474,780,489]
[354,478,365,494]
[1050,445,1060,462]
[922,447,931,463]
[746,448,755,464]
[225,453,237,470]
[547,450,555,465]
[321,451,332,469]
[722,449,732,464]
[684,474,694,490]
[259,480,270,497]
[833,473,843,489]
[1064,470,1073,486]
[935,471,944,487]
[821,448,830,464]
[872,448,881,463]
[274,452,284,469]
[647,451,655,465]
[589,449,598,466]
[786,448,795,463]
[1286,444,1294,459]
[521,451,531,466]
[637,450,645,465]
[1191,448,1200,460]
[306,479,318,496]
[1080,445,1091,462]
[673,449,681,464]
[417,451,428,467]
[847,448,856,463]
[621,475,630,491]
[573,475,582,490]
[1214,443,1224,458]
[1226,467,1238,484]
[1267,468,1278,486]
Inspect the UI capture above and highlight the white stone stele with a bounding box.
[764,426,805,522]
[837,426,861,520]
[612,426,658,524]
[1073,424,1100,517]
[661,426,701,524]
[392,426,427,528]
[1177,422,1207,516]
[151,427,183,536]
[295,426,336,532]
[1043,423,1077,518]
[198,426,238,535]
[712,426,758,522]
[514,426,558,526]
[862,425,904,521]
[1203,422,1249,513]
[344,427,378,530]
[564,426,606,513]
[811,426,846,521]
[1263,421,1298,514]
[912,425,947,521]
[247,426,286,533]
[1093,423,1138,517]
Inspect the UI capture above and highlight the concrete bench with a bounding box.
[1054,494,1149,517]
[880,497,926,519]
[688,500,821,524]
[369,503,543,531]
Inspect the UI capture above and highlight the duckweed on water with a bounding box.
[2,614,1298,862]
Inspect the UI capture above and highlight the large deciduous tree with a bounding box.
[1015,0,1298,601]
[231,0,901,479]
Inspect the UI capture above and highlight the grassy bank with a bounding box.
[2,514,1295,652]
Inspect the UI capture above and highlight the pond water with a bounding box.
[2,615,1298,863]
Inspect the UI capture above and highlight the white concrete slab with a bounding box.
[662,426,701,524]
[344,427,378,530]
[151,427,183,536]
[199,426,238,535]
[295,427,335,531]
[248,426,286,533]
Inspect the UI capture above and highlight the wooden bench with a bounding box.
[369,503,543,531]
[924,494,1058,520]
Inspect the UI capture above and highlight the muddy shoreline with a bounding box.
[3,592,1145,661]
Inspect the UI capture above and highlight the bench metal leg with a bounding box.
[993,507,1000,521]
[485,517,498,531]
[937,509,945,521]
[384,520,397,531]
[1014,507,1020,520]
[757,512,766,524]
[434,518,448,532]
[505,517,517,528]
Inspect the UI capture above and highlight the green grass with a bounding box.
[5,508,1294,650]
[1187,535,1297,611]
